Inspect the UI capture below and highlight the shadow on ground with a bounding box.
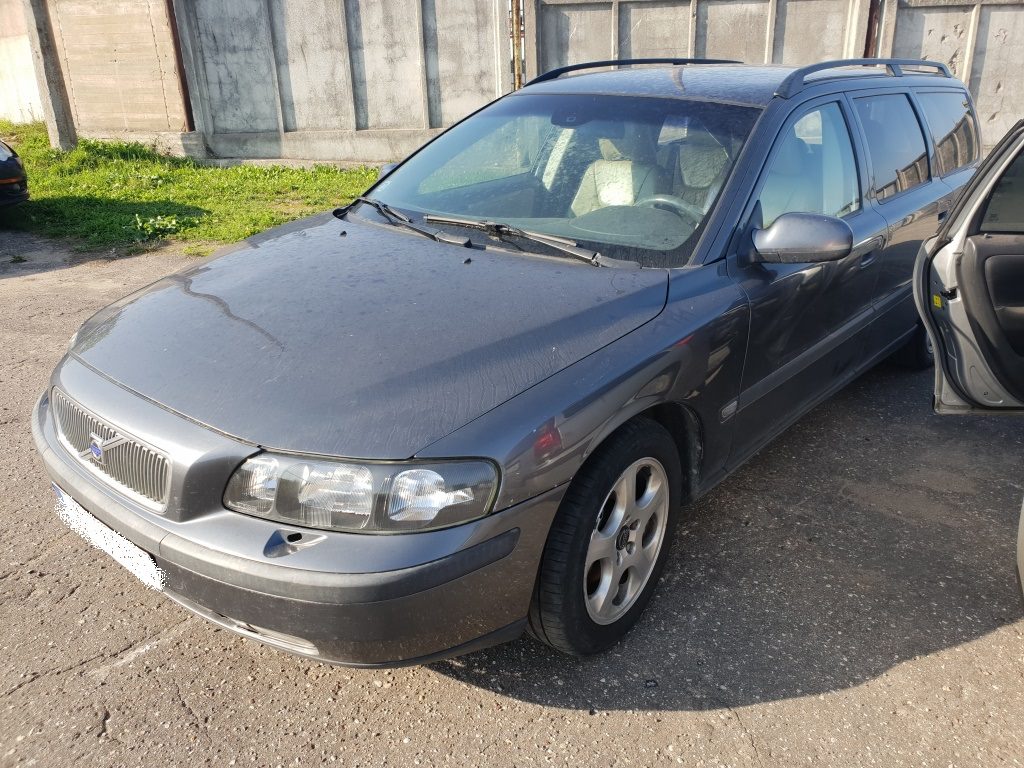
[0,198,209,276]
[430,363,1024,711]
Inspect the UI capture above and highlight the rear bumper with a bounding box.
[32,386,563,666]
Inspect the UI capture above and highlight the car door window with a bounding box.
[917,91,980,177]
[854,94,929,200]
[758,102,861,227]
[980,152,1024,233]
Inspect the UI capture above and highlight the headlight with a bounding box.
[224,453,498,533]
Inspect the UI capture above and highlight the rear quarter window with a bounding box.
[917,90,980,176]
[854,93,930,201]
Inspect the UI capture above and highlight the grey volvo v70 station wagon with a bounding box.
[34,58,982,666]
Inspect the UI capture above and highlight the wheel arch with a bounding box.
[581,400,703,505]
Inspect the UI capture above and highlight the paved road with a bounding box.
[1,232,1022,767]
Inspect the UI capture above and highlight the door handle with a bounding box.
[855,235,884,269]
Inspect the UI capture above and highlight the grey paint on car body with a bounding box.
[34,60,985,665]
[70,212,669,461]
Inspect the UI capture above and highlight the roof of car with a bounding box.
[518,63,963,107]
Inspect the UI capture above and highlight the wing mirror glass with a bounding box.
[752,212,854,264]
[379,162,399,179]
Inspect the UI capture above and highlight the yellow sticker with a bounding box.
[932,294,943,309]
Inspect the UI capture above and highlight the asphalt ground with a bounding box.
[1,232,1022,767]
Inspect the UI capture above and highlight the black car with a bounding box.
[0,138,28,206]
[35,58,986,666]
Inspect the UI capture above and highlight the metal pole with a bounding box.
[511,0,523,90]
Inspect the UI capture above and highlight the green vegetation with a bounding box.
[0,121,377,253]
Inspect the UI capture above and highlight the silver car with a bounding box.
[913,118,1024,597]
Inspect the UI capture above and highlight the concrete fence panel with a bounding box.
[524,0,871,75]
[14,0,1024,161]
[172,0,510,162]
[0,0,43,122]
[47,0,188,134]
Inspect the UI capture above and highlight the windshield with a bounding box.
[372,93,760,267]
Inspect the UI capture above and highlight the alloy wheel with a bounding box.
[583,457,670,625]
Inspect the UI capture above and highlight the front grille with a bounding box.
[51,389,171,508]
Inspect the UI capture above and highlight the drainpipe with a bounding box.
[511,0,523,89]
[864,0,882,57]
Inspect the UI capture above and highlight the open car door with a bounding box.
[914,120,1024,415]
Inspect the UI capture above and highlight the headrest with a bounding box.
[678,131,729,189]
[597,124,657,163]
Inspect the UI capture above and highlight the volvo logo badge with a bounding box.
[81,432,127,465]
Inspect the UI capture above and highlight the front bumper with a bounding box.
[32,365,563,666]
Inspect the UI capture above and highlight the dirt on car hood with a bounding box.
[70,213,668,459]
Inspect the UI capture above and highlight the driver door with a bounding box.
[914,120,1024,414]
[727,98,888,465]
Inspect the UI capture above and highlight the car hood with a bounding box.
[70,213,668,459]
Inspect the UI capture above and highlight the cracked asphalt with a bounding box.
[1,232,1023,767]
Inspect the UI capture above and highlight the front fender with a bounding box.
[417,262,749,511]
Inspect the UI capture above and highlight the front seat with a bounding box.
[677,131,731,213]
[571,129,664,216]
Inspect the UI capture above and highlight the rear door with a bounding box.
[849,90,947,357]
[914,120,1024,414]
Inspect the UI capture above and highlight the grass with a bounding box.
[0,121,377,253]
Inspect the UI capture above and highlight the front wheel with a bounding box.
[528,417,681,655]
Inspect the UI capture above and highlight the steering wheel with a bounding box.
[634,195,704,226]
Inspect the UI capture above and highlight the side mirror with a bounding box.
[751,212,854,264]
[379,162,399,179]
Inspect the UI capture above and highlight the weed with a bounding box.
[0,121,378,251]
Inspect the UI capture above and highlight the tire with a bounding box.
[528,417,682,655]
[892,322,934,370]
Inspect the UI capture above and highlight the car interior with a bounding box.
[956,148,1024,399]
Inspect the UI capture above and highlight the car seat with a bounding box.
[570,127,665,216]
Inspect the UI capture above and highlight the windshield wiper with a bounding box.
[423,215,632,267]
[334,198,470,246]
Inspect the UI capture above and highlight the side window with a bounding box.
[917,91,980,176]
[757,102,861,227]
[980,152,1024,234]
[854,94,929,200]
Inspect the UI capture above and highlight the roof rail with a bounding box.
[775,58,952,98]
[525,58,741,86]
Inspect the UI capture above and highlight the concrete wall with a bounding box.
[525,0,873,73]
[879,0,1024,150]
[0,0,43,122]
[45,0,189,141]
[13,0,1024,160]
[171,0,511,162]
